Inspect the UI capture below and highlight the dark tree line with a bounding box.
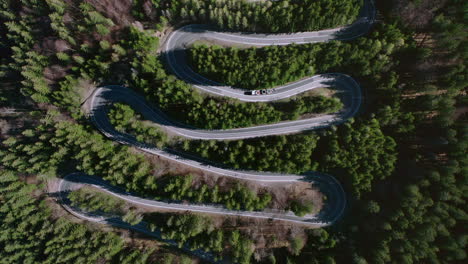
[283,1,467,263]
[168,0,362,33]
[132,0,361,33]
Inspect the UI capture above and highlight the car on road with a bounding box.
[248,90,260,95]
[248,89,275,95]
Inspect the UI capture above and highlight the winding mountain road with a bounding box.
[162,0,374,102]
[61,0,375,237]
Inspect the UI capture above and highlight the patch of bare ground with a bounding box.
[85,0,134,26]
[0,112,42,139]
[43,64,71,84]
[454,106,468,121]
[299,112,326,120]
[274,87,338,104]
[36,37,71,56]
[0,119,11,137]
[391,0,448,30]
[0,116,27,138]
[77,79,97,105]
[402,89,447,99]
[267,181,324,213]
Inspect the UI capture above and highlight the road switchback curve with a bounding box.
[60,0,375,241]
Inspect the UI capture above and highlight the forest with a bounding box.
[1,0,345,130]
[0,0,466,263]
[68,185,316,264]
[132,0,362,32]
[0,170,194,264]
[179,118,397,197]
[0,119,277,212]
[109,103,169,148]
[176,0,361,32]
[188,26,400,90]
[68,187,259,264]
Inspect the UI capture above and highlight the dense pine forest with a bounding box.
[0,0,466,263]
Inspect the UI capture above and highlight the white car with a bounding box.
[250,90,260,95]
[250,89,274,95]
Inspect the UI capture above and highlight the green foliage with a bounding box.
[0,171,164,263]
[79,3,114,35]
[228,230,254,264]
[0,121,159,195]
[20,51,51,103]
[145,212,254,262]
[68,187,125,214]
[364,200,380,214]
[1,0,114,108]
[3,4,345,129]
[68,187,143,225]
[293,229,337,263]
[290,237,306,256]
[181,118,396,197]
[121,27,342,129]
[46,0,75,45]
[122,209,143,226]
[1,1,466,264]
[224,183,272,211]
[180,134,320,173]
[0,120,273,211]
[131,0,168,30]
[56,52,70,62]
[188,24,405,89]
[99,40,111,50]
[108,103,168,148]
[158,174,271,211]
[122,26,159,55]
[52,76,83,114]
[169,0,362,33]
[274,95,343,119]
[318,119,397,197]
[289,200,313,217]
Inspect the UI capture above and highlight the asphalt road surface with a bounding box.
[60,0,375,250]
[161,0,375,102]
